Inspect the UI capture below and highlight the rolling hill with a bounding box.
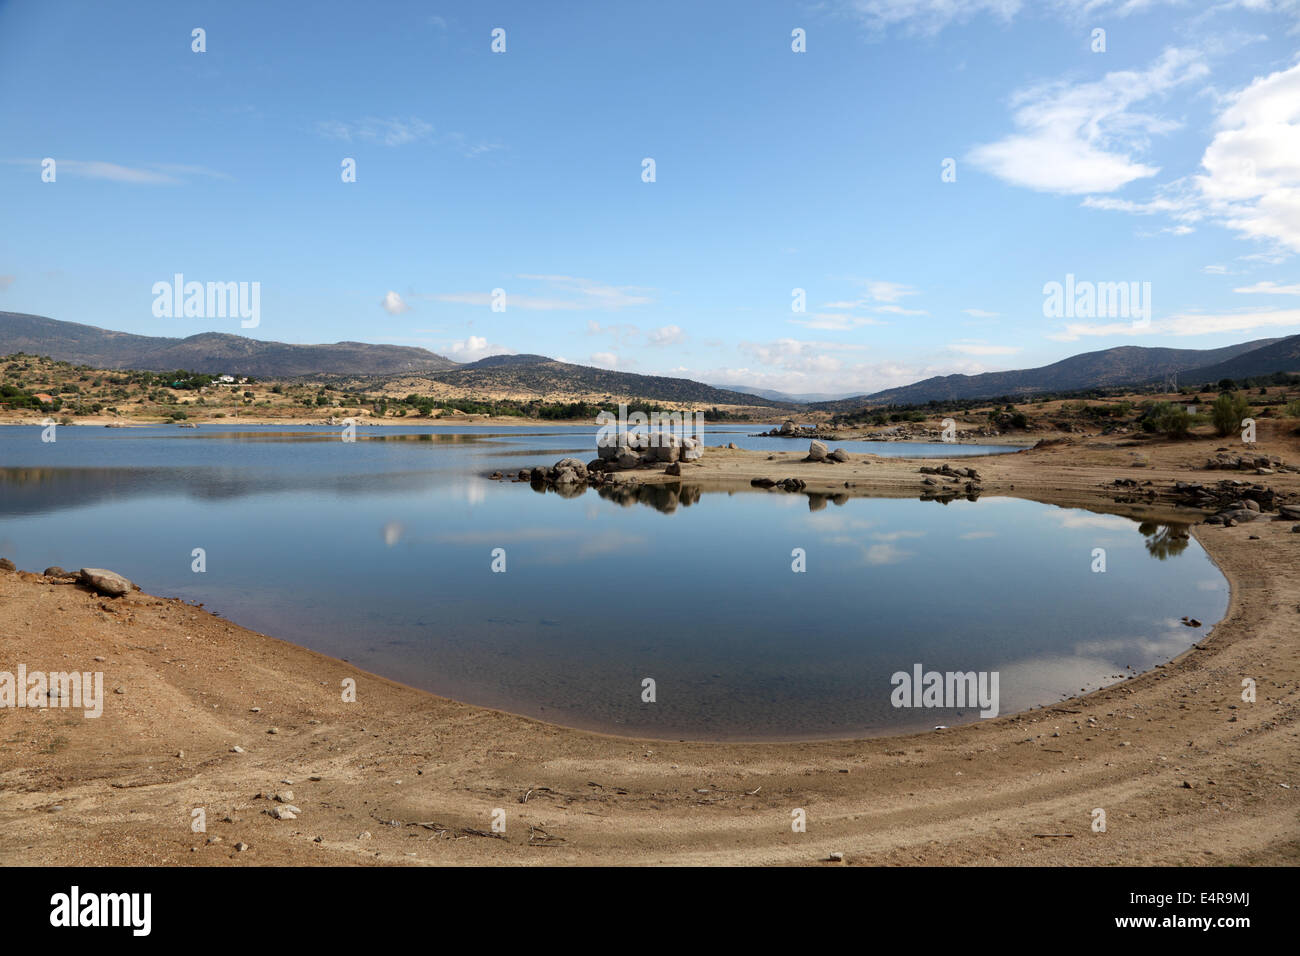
[368,355,788,408]
[1176,334,1300,386]
[812,338,1286,412]
[0,312,459,378]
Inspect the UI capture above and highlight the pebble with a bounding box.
[267,727,279,735]
[234,842,249,852]
[231,746,244,754]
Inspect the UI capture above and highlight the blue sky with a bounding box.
[2,0,1299,396]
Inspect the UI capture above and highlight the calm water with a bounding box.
[0,423,1227,740]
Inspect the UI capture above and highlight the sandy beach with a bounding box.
[2,426,1298,866]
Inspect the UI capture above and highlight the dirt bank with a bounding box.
[1,428,1297,865]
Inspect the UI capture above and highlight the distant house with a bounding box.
[216,375,237,385]
[32,393,54,404]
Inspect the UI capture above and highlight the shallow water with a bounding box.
[0,423,1227,740]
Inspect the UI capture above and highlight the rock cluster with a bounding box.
[917,463,984,498]
[596,431,702,469]
[757,421,840,441]
[805,441,850,463]
[1204,451,1292,475]
[750,477,808,492]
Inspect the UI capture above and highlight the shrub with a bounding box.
[1210,392,1251,437]
[1145,402,1192,438]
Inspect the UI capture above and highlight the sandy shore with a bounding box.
[2,427,1298,865]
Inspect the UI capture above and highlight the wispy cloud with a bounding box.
[1235,280,1300,294]
[1049,307,1300,340]
[948,340,1022,356]
[316,117,433,147]
[426,275,653,312]
[968,48,1208,194]
[4,158,229,184]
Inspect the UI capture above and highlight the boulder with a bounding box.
[779,420,796,435]
[652,434,681,462]
[554,458,588,481]
[807,441,828,462]
[597,442,620,461]
[751,477,778,488]
[43,566,67,577]
[79,568,134,596]
[828,449,849,463]
[665,462,682,477]
[681,437,703,461]
[0,558,15,573]
[615,448,640,470]
[554,468,580,485]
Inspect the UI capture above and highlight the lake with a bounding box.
[0,423,1228,740]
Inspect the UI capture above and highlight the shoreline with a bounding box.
[1,430,1297,865]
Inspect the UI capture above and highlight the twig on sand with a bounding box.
[528,825,567,847]
[380,815,505,840]
[1033,833,1075,838]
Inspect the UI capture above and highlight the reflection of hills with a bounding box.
[527,480,1205,562]
[0,466,445,515]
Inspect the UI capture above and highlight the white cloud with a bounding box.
[835,0,1244,37]
[428,275,653,312]
[1194,60,1300,253]
[316,117,434,147]
[1049,307,1300,339]
[1235,280,1300,294]
[590,352,620,368]
[866,280,920,302]
[447,336,511,361]
[948,341,1023,356]
[789,313,888,330]
[3,158,228,184]
[968,48,1208,194]
[963,308,1000,318]
[380,291,411,315]
[647,324,685,346]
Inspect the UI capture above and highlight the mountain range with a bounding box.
[3,311,1299,410]
[0,312,459,379]
[809,337,1296,412]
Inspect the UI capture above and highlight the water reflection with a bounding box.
[1139,521,1192,560]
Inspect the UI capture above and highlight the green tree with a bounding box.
[1146,402,1191,438]
[1210,392,1251,437]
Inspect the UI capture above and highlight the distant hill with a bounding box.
[370,356,789,408]
[1176,334,1300,385]
[707,383,860,404]
[0,312,459,378]
[813,338,1285,411]
[461,353,553,369]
